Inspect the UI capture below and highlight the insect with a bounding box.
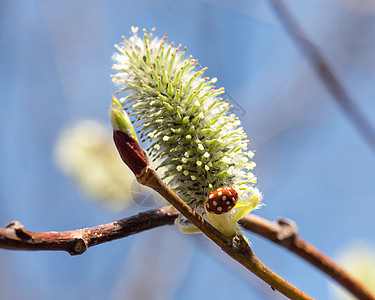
[205,186,238,215]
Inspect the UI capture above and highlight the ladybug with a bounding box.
[205,186,238,214]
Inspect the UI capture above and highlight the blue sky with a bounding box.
[1,1,375,299]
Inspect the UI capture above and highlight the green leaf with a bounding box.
[231,194,260,223]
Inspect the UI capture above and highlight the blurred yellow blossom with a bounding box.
[54,120,137,210]
[330,242,375,299]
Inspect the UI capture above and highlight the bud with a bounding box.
[110,95,147,176]
[110,95,137,140]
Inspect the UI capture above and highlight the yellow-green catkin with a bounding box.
[112,27,261,221]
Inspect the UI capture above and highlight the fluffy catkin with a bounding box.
[112,27,260,216]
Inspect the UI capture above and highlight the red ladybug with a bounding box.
[205,186,238,214]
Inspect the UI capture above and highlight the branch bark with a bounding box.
[0,207,178,255]
[1,207,373,299]
[135,167,313,300]
[239,215,375,300]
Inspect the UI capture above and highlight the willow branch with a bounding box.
[0,206,178,255]
[239,215,375,300]
[134,167,312,300]
[1,206,372,299]
[269,0,375,151]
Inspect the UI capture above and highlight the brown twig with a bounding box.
[269,0,375,151]
[1,207,372,299]
[0,207,178,255]
[239,215,375,300]
[136,166,313,300]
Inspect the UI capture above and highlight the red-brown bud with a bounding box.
[113,130,148,176]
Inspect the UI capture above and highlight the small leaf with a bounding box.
[231,194,260,223]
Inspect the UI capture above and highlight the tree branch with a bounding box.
[239,215,375,300]
[135,167,313,300]
[0,206,178,255]
[1,207,373,299]
[269,0,375,152]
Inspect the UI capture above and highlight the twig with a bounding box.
[239,215,375,300]
[0,207,178,255]
[269,0,375,151]
[1,207,372,299]
[0,206,375,300]
[135,166,313,300]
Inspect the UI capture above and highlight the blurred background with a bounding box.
[1,0,375,299]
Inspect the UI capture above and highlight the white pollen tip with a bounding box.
[217,206,222,211]
[222,196,227,200]
[218,191,222,196]
[209,194,214,199]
